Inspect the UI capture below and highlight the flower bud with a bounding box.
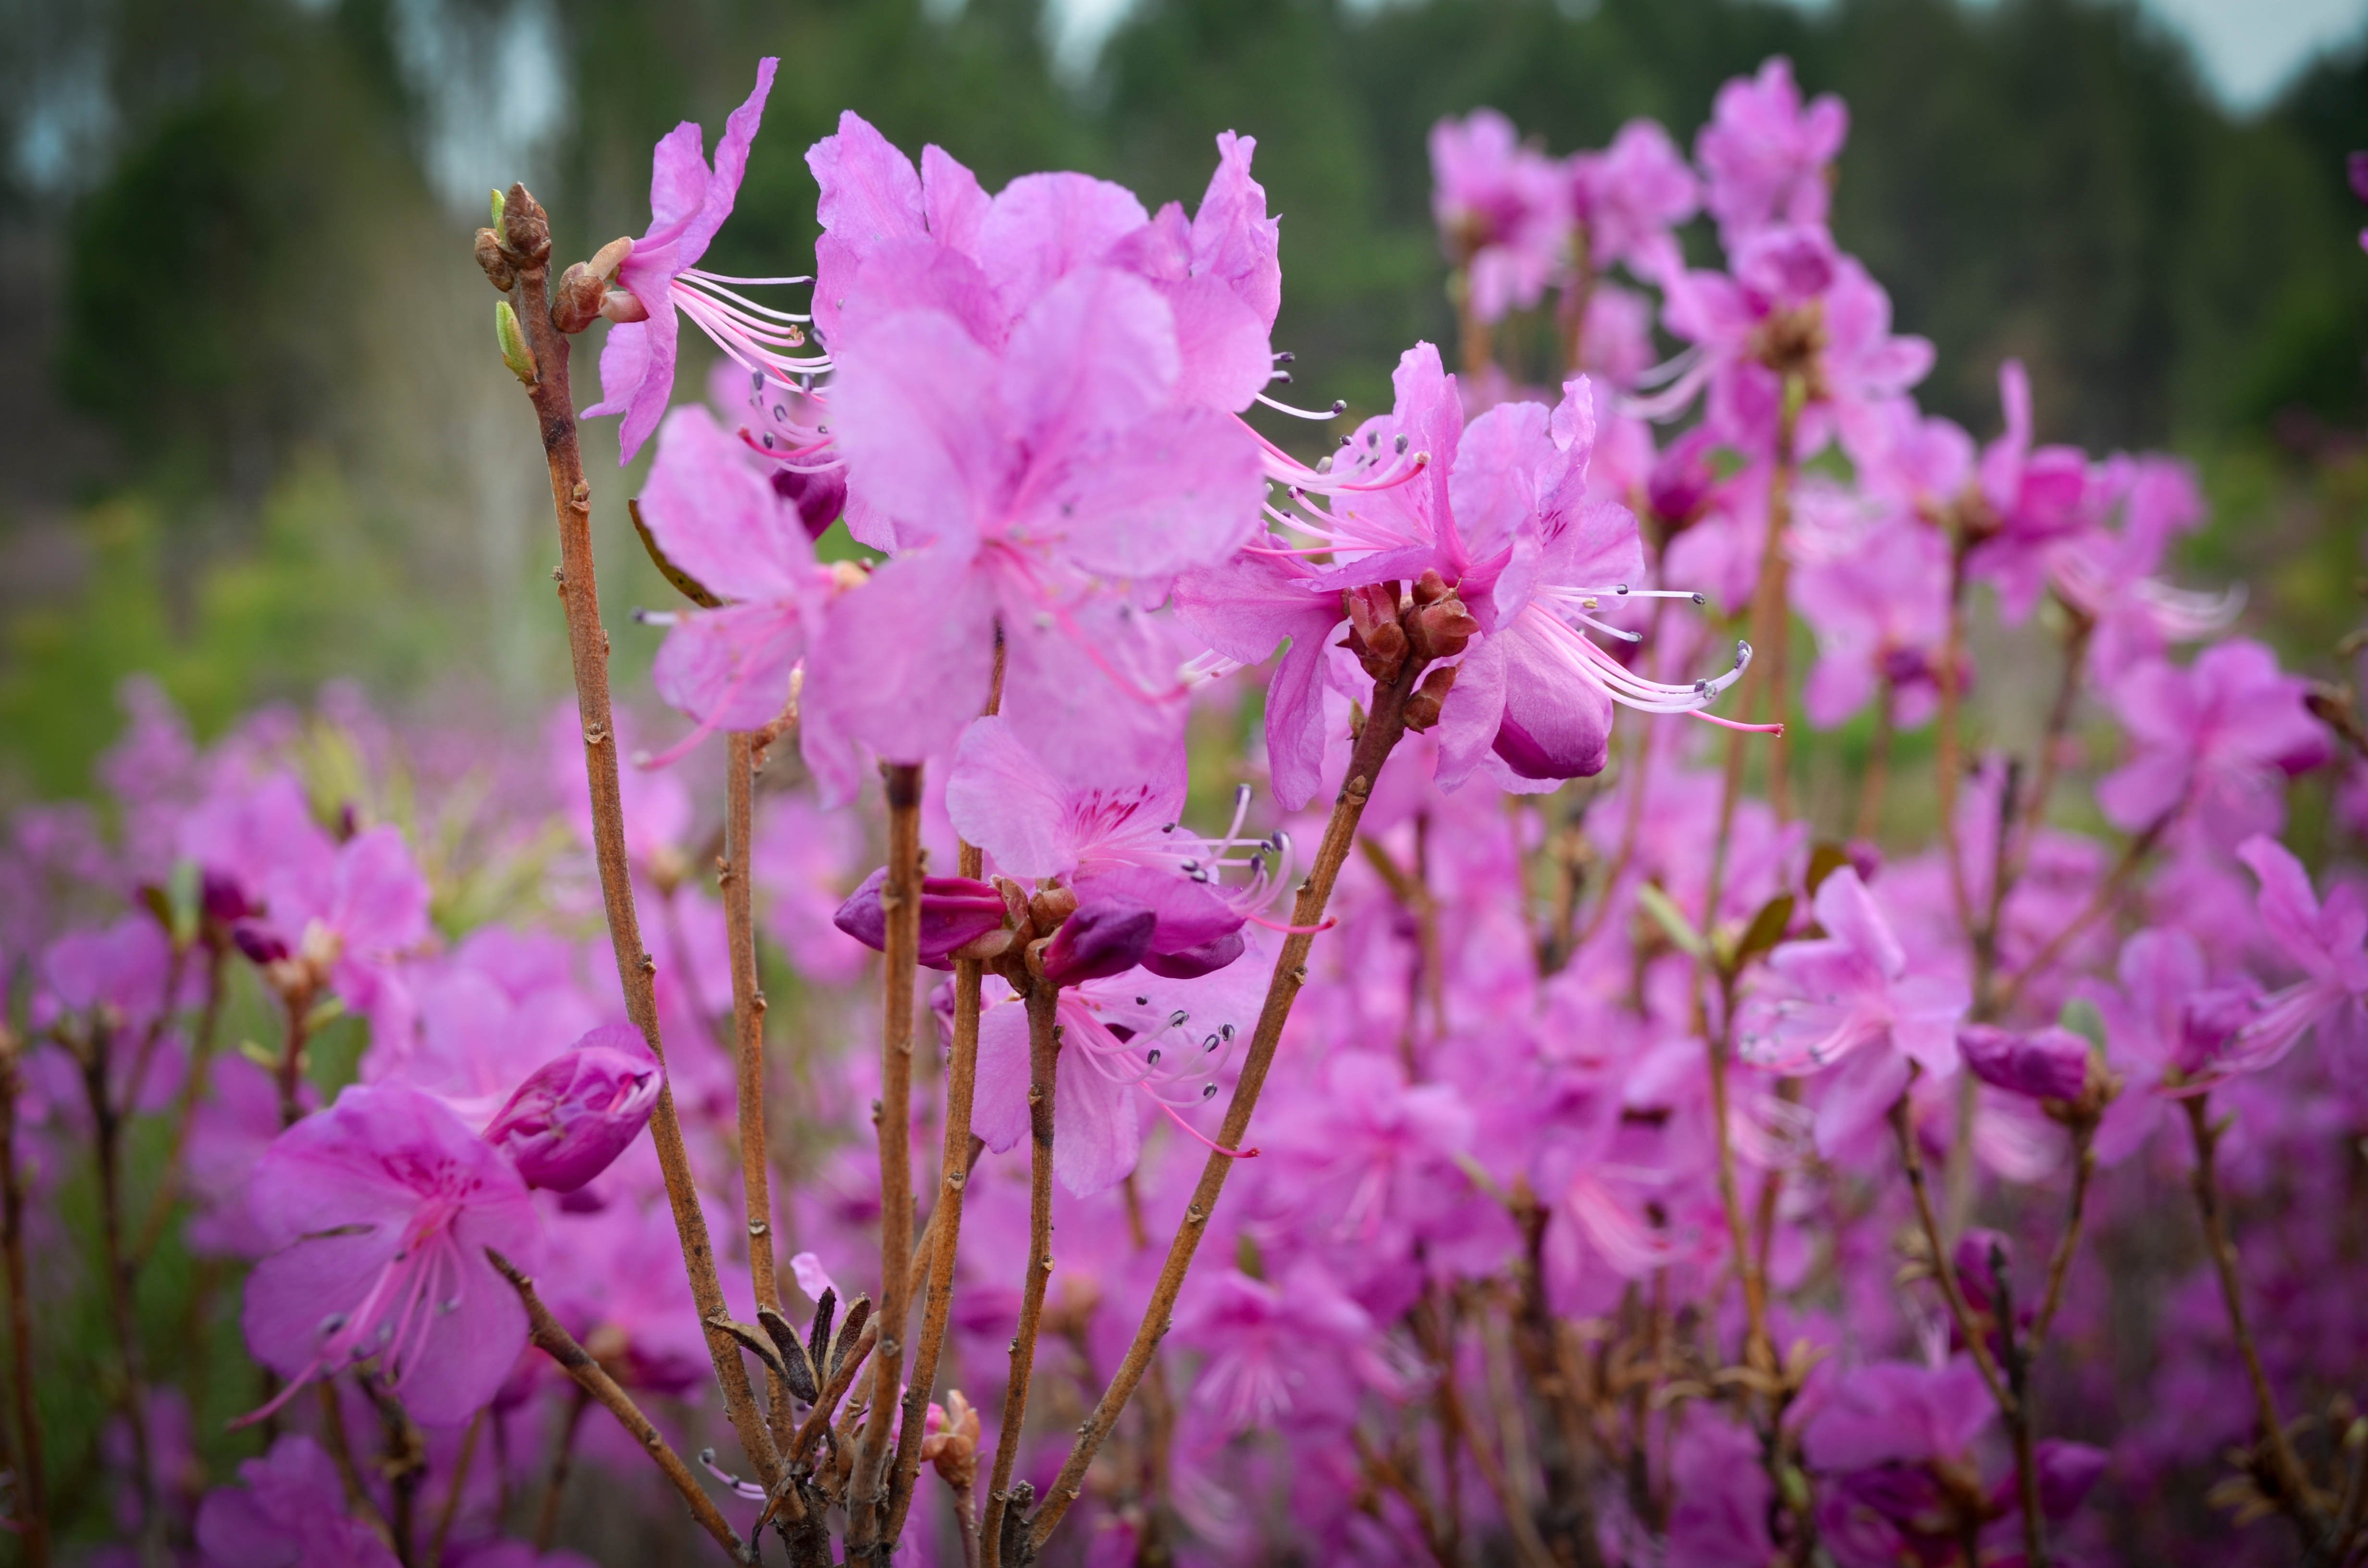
[921,1390,981,1489]
[232,925,289,967]
[473,227,516,293]
[201,870,256,927]
[1957,1024,2091,1104]
[834,868,1009,970]
[1038,898,1156,988]
[773,466,848,541]
[483,1023,662,1192]
[1402,663,1459,732]
[497,181,551,267]
[551,262,608,334]
[1408,594,1479,662]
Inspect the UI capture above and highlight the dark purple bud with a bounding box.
[1139,929,1246,980]
[200,869,255,926]
[1040,900,1157,988]
[2350,151,2368,206]
[1957,1024,2091,1103]
[232,924,289,966]
[834,868,1009,969]
[483,1023,663,1191]
[772,466,847,540]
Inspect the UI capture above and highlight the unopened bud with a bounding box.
[1039,898,1156,988]
[834,868,1009,970]
[1402,663,1459,732]
[495,301,539,386]
[1408,595,1480,662]
[599,290,651,325]
[1027,884,1079,934]
[551,262,608,334]
[483,1023,662,1191]
[921,1390,982,1489]
[498,181,551,266]
[1410,567,1453,606]
[474,227,516,292]
[1958,1024,2092,1105]
[587,234,633,281]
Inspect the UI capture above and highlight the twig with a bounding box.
[487,1249,754,1564]
[1887,1095,2009,1409]
[132,942,227,1265]
[481,184,779,1490]
[1988,1240,2047,1568]
[884,641,1005,1550]
[429,1409,483,1566]
[534,1384,591,1552]
[850,761,925,1558]
[1351,1428,1455,1568]
[722,732,791,1441]
[980,980,1062,1568]
[1993,816,2166,1016]
[1420,1290,1557,1568]
[1853,683,1895,842]
[0,1031,50,1568]
[788,1318,878,1463]
[1707,985,1771,1375]
[2181,1094,2326,1534]
[357,1374,428,1567]
[316,1379,381,1528]
[2030,1123,2095,1352]
[1020,633,1434,1559]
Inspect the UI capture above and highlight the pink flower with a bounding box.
[637,403,837,753]
[481,1022,662,1191]
[1964,359,2097,620]
[240,1082,541,1426]
[2096,640,2328,845]
[1790,515,1953,728]
[1739,867,1968,1154]
[945,714,1275,977]
[1429,110,1567,322]
[1170,1262,1400,1433]
[2220,835,2368,1080]
[1694,57,1848,241]
[585,58,784,464]
[1568,119,1699,279]
[195,1435,399,1568]
[2050,452,2237,680]
[831,868,1009,969]
[972,956,1268,1196]
[802,258,1264,791]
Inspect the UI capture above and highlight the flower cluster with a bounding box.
[7,54,2368,1568]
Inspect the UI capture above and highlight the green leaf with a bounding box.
[1636,882,1708,959]
[629,498,723,608]
[1733,892,1797,969]
[1805,841,1852,896]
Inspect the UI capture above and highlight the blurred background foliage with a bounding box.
[3,0,2367,803]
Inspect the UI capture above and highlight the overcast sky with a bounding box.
[1048,0,2368,112]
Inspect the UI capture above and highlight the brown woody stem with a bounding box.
[486,184,779,1489]
[490,1250,754,1563]
[851,762,925,1556]
[722,732,791,1440]
[980,980,1062,1568]
[1019,638,1431,1558]
[0,1032,49,1568]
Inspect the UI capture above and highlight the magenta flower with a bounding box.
[195,1435,399,1568]
[1964,359,2097,619]
[1738,867,1969,1154]
[808,112,1280,413]
[37,914,174,1034]
[803,260,1263,787]
[1694,57,1848,241]
[1429,110,1567,322]
[2050,452,2238,680]
[945,714,1278,977]
[1170,1261,1403,1434]
[2096,639,2328,845]
[1180,351,1753,808]
[584,58,786,464]
[1803,1358,1994,1476]
[481,1022,662,1192]
[240,1082,541,1426]
[1790,515,1954,728]
[2220,834,2368,1080]
[972,957,1267,1196]
[636,404,838,757]
[1956,1023,2092,1103]
[1567,119,1699,280]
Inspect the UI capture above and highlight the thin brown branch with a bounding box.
[0,1031,50,1568]
[79,1025,160,1557]
[429,1409,483,1567]
[980,980,1062,1568]
[2029,1123,2095,1353]
[722,732,790,1441]
[1888,1095,2010,1411]
[2182,1094,2326,1534]
[533,1384,591,1552]
[1021,634,1434,1559]
[850,761,925,1558]
[1993,816,2166,1016]
[132,941,227,1265]
[488,1249,753,1563]
[481,184,779,1490]
[885,642,1005,1550]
